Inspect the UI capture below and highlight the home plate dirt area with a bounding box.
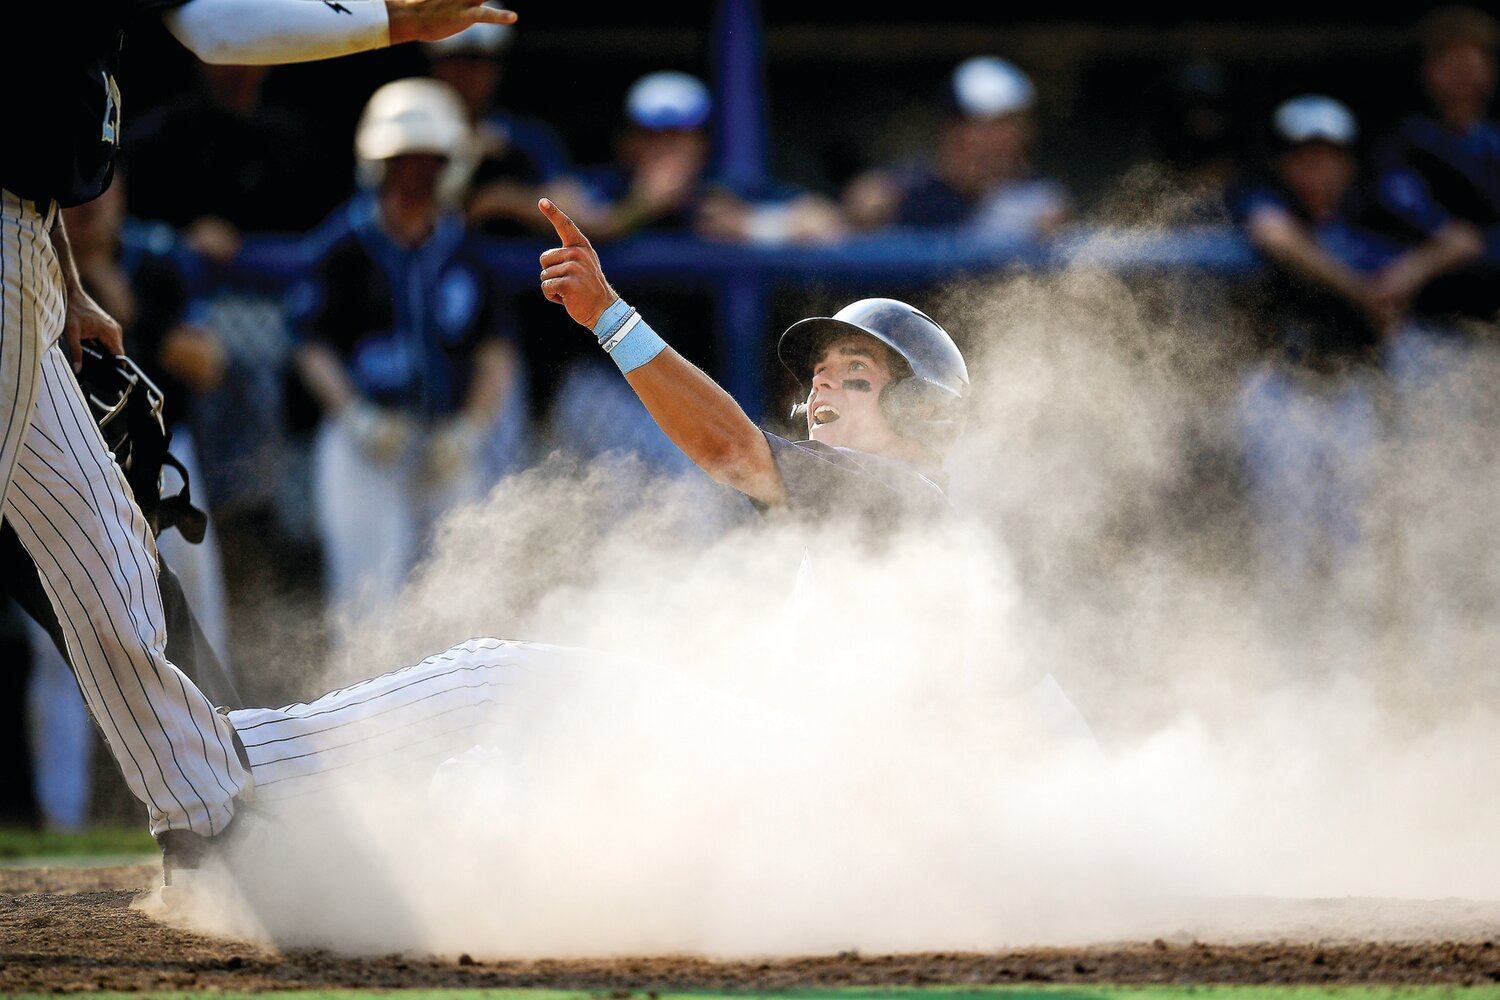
[2,865,1499,993]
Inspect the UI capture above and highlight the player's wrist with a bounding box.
[592,298,666,375]
[383,0,413,45]
[590,298,631,341]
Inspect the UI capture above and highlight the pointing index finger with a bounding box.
[539,198,590,248]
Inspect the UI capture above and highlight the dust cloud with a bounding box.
[187,241,1500,957]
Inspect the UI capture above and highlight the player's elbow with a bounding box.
[693,430,784,504]
[1246,210,1300,255]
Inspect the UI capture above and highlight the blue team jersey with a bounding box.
[1233,183,1402,367]
[288,194,506,418]
[1376,115,1500,234]
[1236,184,1410,273]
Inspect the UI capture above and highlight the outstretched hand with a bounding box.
[386,0,516,47]
[538,198,618,330]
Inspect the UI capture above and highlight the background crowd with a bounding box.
[2,2,1497,829]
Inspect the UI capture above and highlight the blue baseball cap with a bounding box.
[627,72,712,131]
[952,56,1035,119]
[1273,95,1357,146]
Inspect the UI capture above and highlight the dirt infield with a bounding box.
[2,865,1499,994]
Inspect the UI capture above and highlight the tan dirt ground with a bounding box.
[2,865,1499,994]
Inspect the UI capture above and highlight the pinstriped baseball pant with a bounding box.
[226,637,555,804]
[1,189,247,838]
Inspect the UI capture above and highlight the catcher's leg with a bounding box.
[5,521,244,711]
[0,190,51,525]
[226,637,565,803]
[5,344,247,837]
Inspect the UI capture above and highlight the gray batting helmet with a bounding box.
[778,298,970,452]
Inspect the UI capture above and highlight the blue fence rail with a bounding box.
[166,225,1265,417]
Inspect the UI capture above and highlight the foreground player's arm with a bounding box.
[161,0,515,66]
[538,199,788,506]
[49,217,124,371]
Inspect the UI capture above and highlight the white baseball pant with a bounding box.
[227,637,554,803]
[313,417,483,623]
[1,189,247,837]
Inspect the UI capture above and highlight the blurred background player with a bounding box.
[541,72,724,482]
[1374,6,1500,328]
[123,64,337,264]
[424,22,575,237]
[1126,59,1244,222]
[291,78,527,638]
[843,56,1069,240]
[553,71,718,241]
[1233,94,1481,650]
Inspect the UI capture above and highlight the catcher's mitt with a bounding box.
[77,343,208,544]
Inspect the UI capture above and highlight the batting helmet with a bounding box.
[355,78,478,204]
[778,298,970,453]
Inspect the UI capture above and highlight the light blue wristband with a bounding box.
[591,298,667,375]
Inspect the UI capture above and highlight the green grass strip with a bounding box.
[0,824,156,860]
[9,986,1498,1000]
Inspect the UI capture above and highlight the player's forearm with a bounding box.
[295,343,359,415]
[163,0,390,65]
[1405,221,1485,285]
[164,0,516,65]
[625,347,786,506]
[460,339,514,427]
[49,217,86,299]
[1249,212,1369,307]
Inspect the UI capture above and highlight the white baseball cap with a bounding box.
[425,21,515,58]
[627,71,712,131]
[952,56,1035,120]
[1273,95,1357,146]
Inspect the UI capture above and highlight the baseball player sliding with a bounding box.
[173,201,976,886]
[0,0,514,878]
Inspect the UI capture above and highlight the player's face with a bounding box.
[1276,142,1355,219]
[383,153,448,204]
[1424,42,1497,115]
[805,334,907,456]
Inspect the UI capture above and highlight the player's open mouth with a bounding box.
[812,403,841,426]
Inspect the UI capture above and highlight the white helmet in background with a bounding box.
[354,78,478,204]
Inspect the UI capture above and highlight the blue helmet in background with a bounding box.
[779,298,970,453]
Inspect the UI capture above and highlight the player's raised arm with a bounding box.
[161,0,515,66]
[538,199,787,506]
